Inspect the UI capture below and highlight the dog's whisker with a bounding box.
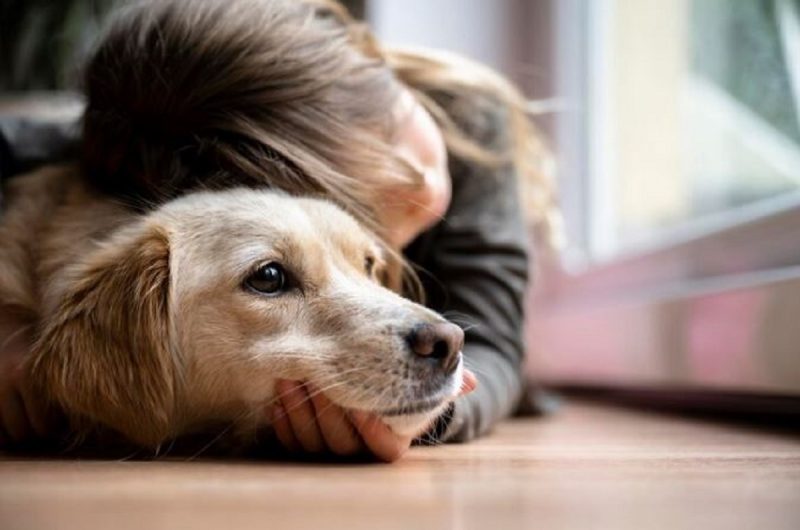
[356,374,394,414]
[462,359,490,380]
[422,405,454,447]
[274,382,357,433]
[280,380,352,412]
[245,351,338,364]
[160,435,179,458]
[262,369,365,412]
[440,311,480,330]
[185,419,239,461]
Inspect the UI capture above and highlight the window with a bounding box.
[533,0,800,397]
[566,0,800,261]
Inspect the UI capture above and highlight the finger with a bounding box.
[2,390,31,443]
[277,380,325,453]
[308,386,363,457]
[350,411,412,463]
[271,403,301,453]
[459,368,478,396]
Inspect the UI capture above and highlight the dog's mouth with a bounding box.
[377,397,443,417]
[372,391,454,438]
[367,355,464,421]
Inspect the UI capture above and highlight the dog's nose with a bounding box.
[405,322,464,374]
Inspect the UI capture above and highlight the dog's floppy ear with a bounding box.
[30,221,176,448]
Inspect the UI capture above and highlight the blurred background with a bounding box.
[2,0,799,408]
[364,0,799,406]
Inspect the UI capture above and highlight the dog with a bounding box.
[0,165,464,450]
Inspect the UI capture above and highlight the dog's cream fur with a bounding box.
[0,166,462,449]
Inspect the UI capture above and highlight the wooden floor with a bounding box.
[1,399,799,530]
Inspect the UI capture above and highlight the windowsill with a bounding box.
[526,202,800,398]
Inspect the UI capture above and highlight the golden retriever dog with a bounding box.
[0,165,464,450]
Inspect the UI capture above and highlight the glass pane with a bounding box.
[595,0,800,256]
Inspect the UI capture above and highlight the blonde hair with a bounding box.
[82,0,559,293]
[386,49,561,248]
[308,0,560,245]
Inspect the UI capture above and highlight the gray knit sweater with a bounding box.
[405,92,529,442]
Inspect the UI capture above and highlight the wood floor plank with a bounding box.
[1,400,798,530]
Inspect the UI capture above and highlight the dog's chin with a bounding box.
[380,401,451,438]
[377,361,464,438]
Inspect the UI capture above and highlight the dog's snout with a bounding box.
[405,322,464,374]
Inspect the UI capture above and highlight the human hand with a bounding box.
[271,369,477,462]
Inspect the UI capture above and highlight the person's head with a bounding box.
[81,0,558,291]
[84,0,405,232]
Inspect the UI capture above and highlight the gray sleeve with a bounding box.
[439,161,529,442]
[407,95,531,443]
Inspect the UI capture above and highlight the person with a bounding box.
[0,0,557,461]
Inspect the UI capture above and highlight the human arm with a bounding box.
[404,94,531,442]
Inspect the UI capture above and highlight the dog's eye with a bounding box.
[245,263,287,295]
[364,255,375,276]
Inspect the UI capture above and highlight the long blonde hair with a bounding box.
[82,0,559,292]
[309,0,560,245]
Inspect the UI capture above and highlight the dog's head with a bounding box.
[30,189,463,448]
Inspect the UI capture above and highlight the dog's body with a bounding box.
[0,166,463,449]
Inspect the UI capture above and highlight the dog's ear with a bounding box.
[30,222,176,448]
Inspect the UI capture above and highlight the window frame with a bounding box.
[528,0,800,398]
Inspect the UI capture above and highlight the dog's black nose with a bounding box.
[405,322,464,374]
